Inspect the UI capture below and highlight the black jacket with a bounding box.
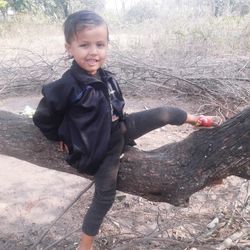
[33,61,125,175]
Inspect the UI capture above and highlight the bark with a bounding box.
[0,108,249,207]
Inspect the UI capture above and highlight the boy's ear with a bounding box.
[65,43,71,54]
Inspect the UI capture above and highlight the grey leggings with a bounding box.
[82,106,187,236]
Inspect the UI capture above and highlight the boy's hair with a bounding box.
[64,10,109,44]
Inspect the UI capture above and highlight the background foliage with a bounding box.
[0,0,250,19]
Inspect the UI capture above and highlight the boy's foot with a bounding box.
[195,115,222,128]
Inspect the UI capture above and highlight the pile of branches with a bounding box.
[0,48,68,97]
[108,50,250,117]
[1,48,250,117]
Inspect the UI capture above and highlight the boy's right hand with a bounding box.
[59,141,69,153]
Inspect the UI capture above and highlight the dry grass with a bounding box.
[0,14,64,55]
[108,12,250,62]
[1,11,249,58]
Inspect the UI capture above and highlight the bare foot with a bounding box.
[77,233,94,250]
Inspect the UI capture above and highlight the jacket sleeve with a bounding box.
[33,78,73,141]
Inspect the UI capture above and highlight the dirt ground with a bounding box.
[0,92,249,250]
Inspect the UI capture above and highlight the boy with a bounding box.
[33,10,221,250]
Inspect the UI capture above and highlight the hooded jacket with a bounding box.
[33,61,125,175]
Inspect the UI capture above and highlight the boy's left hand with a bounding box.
[59,141,69,153]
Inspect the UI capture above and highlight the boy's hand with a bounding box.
[59,141,69,153]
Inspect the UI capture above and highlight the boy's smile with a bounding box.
[65,25,108,75]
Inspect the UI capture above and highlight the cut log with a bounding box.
[0,108,249,207]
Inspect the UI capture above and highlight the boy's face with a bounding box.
[65,25,108,75]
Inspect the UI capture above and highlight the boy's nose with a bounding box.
[89,45,98,55]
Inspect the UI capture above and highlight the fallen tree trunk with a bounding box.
[0,108,249,207]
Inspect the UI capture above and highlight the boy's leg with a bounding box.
[124,106,187,141]
[79,125,124,249]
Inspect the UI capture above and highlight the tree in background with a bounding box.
[0,0,8,17]
[33,0,70,18]
[1,0,249,21]
[0,0,106,19]
[0,0,7,9]
[213,0,224,16]
[231,0,250,16]
[83,0,105,12]
[8,0,33,12]
[124,0,158,23]
[0,0,31,18]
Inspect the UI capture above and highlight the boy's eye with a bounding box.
[80,44,88,48]
[97,43,105,48]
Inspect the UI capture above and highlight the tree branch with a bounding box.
[0,108,249,207]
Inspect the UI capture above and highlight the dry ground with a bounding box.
[0,92,249,250]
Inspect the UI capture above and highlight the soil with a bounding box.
[0,92,249,250]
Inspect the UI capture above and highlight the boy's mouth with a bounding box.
[86,59,99,66]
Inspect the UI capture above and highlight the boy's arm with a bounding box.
[33,80,72,141]
[33,97,63,141]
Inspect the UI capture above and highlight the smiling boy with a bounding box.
[33,10,222,250]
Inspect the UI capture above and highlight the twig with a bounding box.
[0,85,6,94]
[238,60,250,73]
[216,227,250,250]
[43,227,81,250]
[28,181,94,250]
[111,234,190,250]
[186,77,250,82]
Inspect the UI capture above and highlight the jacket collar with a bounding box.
[70,60,113,86]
